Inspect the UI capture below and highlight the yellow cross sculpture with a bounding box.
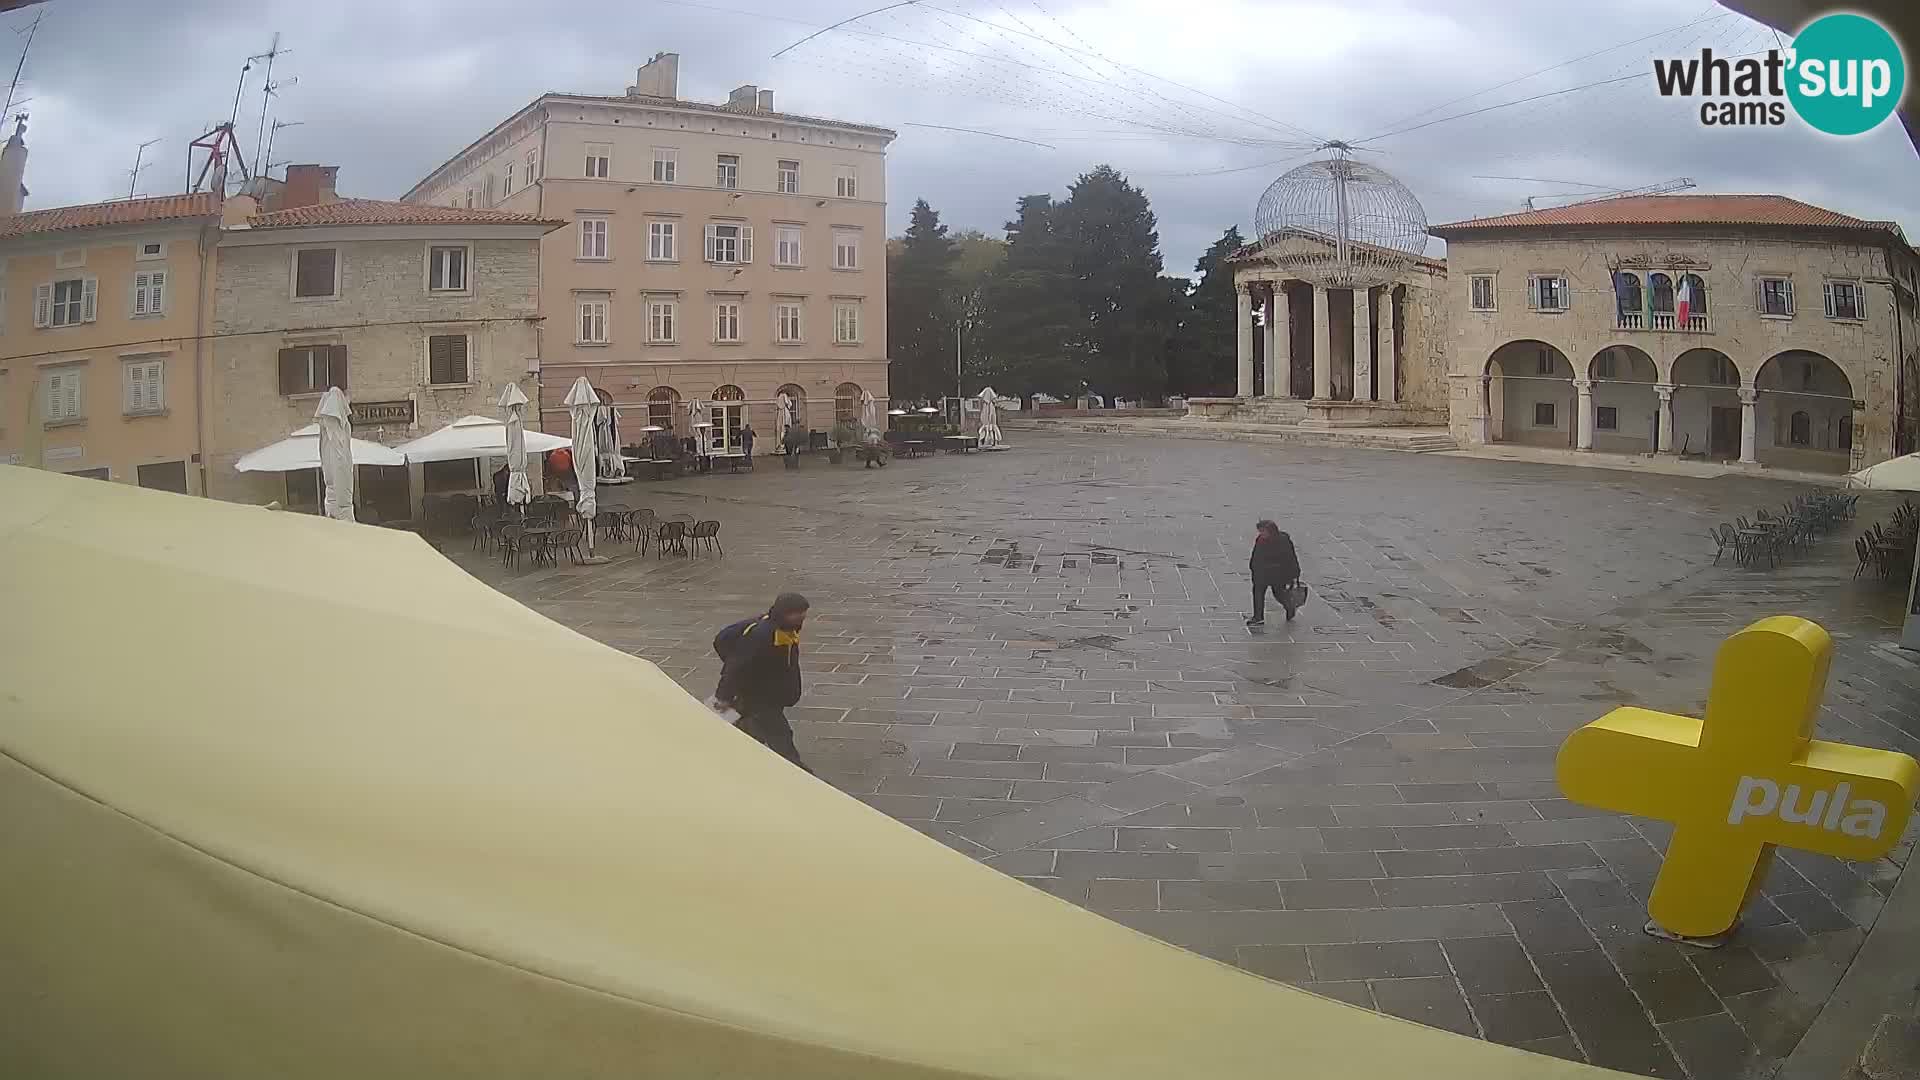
[1557,616,1919,940]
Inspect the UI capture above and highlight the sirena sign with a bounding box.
[1557,616,1918,941]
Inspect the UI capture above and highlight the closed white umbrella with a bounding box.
[776,392,795,439]
[977,386,1003,449]
[1851,452,1920,491]
[564,376,607,563]
[499,386,533,508]
[395,412,569,464]
[861,390,879,443]
[315,388,357,522]
[597,398,625,479]
[235,424,405,473]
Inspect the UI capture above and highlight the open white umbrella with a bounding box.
[977,386,1003,450]
[314,388,356,522]
[564,376,607,563]
[235,424,406,473]
[395,412,570,464]
[500,386,534,508]
[1851,453,1920,491]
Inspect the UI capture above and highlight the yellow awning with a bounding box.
[0,466,1617,1078]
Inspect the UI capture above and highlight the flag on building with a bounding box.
[1675,275,1694,325]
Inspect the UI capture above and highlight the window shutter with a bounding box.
[81,278,97,323]
[133,274,148,316]
[146,363,163,410]
[1525,276,1538,310]
[1782,279,1794,314]
[278,348,301,395]
[125,365,142,412]
[1822,281,1834,317]
[739,226,753,264]
[329,345,349,390]
[704,224,718,263]
[34,283,50,327]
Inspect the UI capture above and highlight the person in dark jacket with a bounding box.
[714,592,812,772]
[492,463,510,507]
[1247,519,1301,626]
[740,424,756,463]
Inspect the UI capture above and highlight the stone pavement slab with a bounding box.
[454,430,1920,1077]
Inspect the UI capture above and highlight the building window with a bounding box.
[704,223,752,264]
[579,218,609,259]
[427,245,469,292]
[423,459,479,494]
[833,230,859,270]
[293,248,339,298]
[835,165,857,199]
[1594,351,1616,379]
[777,159,799,193]
[136,241,166,261]
[484,174,497,207]
[775,302,803,343]
[1824,279,1863,321]
[1649,272,1675,315]
[1758,276,1794,317]
[277,344,348,396]
[648,386,678,432]
[465,189,475,209]
[1789,410,1811,445]
[1533,401,1556,427]
[504,162,515,195]
[1535,347,1557,376]
[834,301,860,343]
[653,147,678,183]
[647,220,677,261]
[137,461,188,492]
[427,334,470,385]
[835,381,862,423]
[526,147,540,180]
[1595,405,1618,431]
[1468,274,1495,312]
[716,153,739,189]
[123,358,164,414]
[1528,274,1567,312]
[713,301,741,343]
[131,270,167,316]
[775,225,803,267]
[647,299,677,343]
[585,143,611,179]
[1614,271,1643,325]
[577,295,609,344]
[45,367,83,422]
[36,277,96,327]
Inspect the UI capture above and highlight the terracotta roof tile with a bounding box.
[1429,194,1899,236]
[0,192,218,241]
[246,198,563,230]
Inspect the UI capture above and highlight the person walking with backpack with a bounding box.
[1247,519,1302,627]
[712,593,813,773]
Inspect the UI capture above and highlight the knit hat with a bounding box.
[770,592,811,617]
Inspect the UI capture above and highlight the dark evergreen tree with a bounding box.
[885,199,960,402]
[976,195,1084,403]
[1058,165,1173,402]
[1169,226,1245,397]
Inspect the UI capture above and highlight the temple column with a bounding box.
[1312,285,1332,400]
[1377,287,1398,403]
[1236,284,1254,399]
[1261,285,1282,398]
[1574,377,1595,450]
[1353,287,1374,401]
[1655,384,1676,455]
[1738,387,1758,464]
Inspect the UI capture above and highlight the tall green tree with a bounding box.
[1058,165,1175,402]
[885,199,960,402]
[976,195,1084,403]
[949,229,1006,393]
[1169,226,1245,397]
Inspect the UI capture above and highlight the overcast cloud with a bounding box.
[11,0,1919,273]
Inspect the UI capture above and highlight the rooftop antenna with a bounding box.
[126,137,160,199]
[1524,177,1695,211]
[263,118,302,178]
[3,9,43,118]
[249,33,290,178]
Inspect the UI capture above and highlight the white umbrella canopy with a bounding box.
[395,413,569,464]
[564,377,602,559]
[977,387,1003,449]
[498,385,534,508]
[314,388,357,523]
[1851,452,1920,491]
[235,424,406,473]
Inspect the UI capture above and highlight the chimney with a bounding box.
[627,52,680,99]
[756,88,775,113]
[0,116,27,216]
[281,164,339,209]
[726,84,759,111]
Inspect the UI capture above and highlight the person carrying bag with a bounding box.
[1247,519,1304,627]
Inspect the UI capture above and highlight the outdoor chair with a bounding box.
[627,509,656,554]
[498,525,525,569]
[555,528,587,566]
[595,510,627,543]
[690,519,723,558]
[1855,536,1875,580]
[656,520,688,558]
[1709,525,1736,565]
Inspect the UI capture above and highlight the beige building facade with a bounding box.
[403,53,896,447]
[0,193,222,493]
[207,178,559,516]
[1430,196,1920,474]
[1220,236,1450,427]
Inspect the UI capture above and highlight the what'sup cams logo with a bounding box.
[1654,12,1906,135]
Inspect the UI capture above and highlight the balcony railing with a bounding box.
[1615,311,1710,332]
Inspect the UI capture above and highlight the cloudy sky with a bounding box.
[11,0,1919,273]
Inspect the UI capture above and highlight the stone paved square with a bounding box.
[455,430,1920,1078]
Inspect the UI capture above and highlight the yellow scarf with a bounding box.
[773,628,801,647]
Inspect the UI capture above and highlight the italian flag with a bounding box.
[1675,276,1693,325]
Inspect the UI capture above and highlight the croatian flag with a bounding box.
[1675,276,1694,325]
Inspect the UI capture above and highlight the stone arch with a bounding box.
[1670,347,1743,460]
[1586,345,1660,453]
[835,382,863,424]
[1482,340,1575,448]
[776,383,807,434]
[646,386,679,434]
[1754,350,1855,472]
